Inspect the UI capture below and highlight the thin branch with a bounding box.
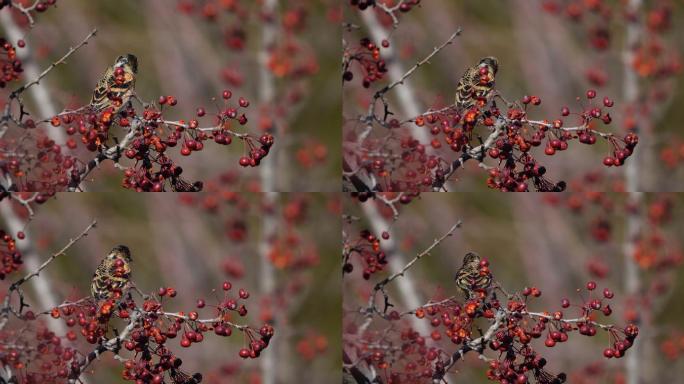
[9,220,97,288]
[376,221,461,290]
[375,29,461,102]
[9,29,97,99]
[0,220,97,331]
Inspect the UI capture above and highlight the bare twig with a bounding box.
[10,220,97,288]
[0,219,97,331]
[359,201,460,336]
[9,29,97,99]
[377,221,461,290]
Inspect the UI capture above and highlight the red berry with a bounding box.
[238,288,249,299]
[586,89,597,99]
[604,348,615,358]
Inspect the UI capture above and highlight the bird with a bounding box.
[454,56,498,111]
[90,54,138,114]
[91,245,133,301]
[454,252,491,299]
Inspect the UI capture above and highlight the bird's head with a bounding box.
[478,56,498,75]
[114,54,138,74]
[108,245,132,262]
[462,252,481,267]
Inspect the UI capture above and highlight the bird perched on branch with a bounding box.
[454,56,498,111]
[91,245,133,300]
[454,252,491,299]
[90,54,138,114]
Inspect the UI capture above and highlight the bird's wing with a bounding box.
[455,66,478,109]
[90,67,116,110]
[90,259,110,298]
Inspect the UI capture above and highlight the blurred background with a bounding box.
[0,192,340,383]
[1,0,340,191]
[343,1,684,191]
[343,192,684,383]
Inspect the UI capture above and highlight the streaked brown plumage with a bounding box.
[90,54,138,113]
[454,252,491,299]
[91,245,133,300]
[454,56,498,111]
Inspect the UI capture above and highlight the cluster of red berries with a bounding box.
[357,326,438,383]
[47,90,273,192]
[0,38,22,88]
[343,229,387,279]
[343,37,387,88]
[353,134,443,191]
[486,353,565,384]
[0,322,82,384]
[412,89,634,192]
[354,255,639,384]
[44,281,273,383]
[0,230,21,280]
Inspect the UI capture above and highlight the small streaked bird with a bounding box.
[454,252,491,299]
[91,245,133,301]
[90,54,138,113]
[454,56,498,111]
